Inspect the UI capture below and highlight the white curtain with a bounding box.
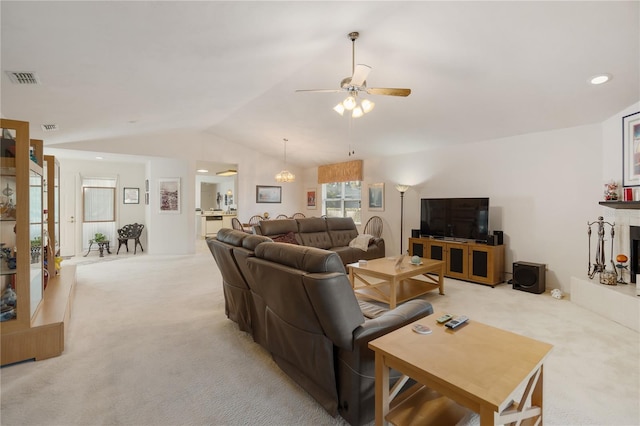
[81,176,117,250]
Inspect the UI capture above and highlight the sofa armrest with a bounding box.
[352,299,433,346]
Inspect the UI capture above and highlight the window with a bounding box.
[322,181,361,224]
[81,177,117,249]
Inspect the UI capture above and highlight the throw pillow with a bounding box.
[273,231,298,245]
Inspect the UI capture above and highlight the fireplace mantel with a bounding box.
[599,201,640,209]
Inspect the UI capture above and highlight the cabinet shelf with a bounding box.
[599,201,640,209]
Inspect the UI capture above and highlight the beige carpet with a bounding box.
[1,240,638,426]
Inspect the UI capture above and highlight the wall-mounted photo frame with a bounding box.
[306,188,317,209]
[123,187,139,204]
[256,185,281,203]
[158,177,181,214]
[368,182,385,211]
[622,111,640,187]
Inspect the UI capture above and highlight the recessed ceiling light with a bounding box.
[197,169,209,173]
[95,156,103,160]
[590,74,612,85]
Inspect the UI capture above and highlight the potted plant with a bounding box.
[30,236,42,263]
[93,233,107,243]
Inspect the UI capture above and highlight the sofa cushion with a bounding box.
[296,217,333,249]
[326,217,359,247]
[257,218,298,238]
[242,234,273,250]
[255,242,345,274]
[216,228,248,246]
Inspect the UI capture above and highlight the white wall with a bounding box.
[55,157,147,256]
[303,124,604,293]
[146,157,194,255]
[52,103,640,291]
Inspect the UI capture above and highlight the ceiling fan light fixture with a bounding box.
[333,103,345,115]
[352,106,364,118]
[361,99,375,113]
[343,96,356,110]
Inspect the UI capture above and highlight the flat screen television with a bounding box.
[420,197,489,242]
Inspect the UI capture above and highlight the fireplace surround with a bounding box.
[630,226,640,284]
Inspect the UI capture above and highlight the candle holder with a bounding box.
[615,254,628,284]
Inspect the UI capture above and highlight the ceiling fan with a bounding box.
[296,32,411,118]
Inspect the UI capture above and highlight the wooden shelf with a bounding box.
[599,201,640,209]
[1,265,76,365]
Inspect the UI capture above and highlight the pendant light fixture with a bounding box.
[275,138,295,183]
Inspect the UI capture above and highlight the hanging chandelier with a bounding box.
[275,138,295,183]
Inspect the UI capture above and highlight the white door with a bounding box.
[59,172,77,257]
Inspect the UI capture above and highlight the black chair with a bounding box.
[116,223,144,254]
[291,212,306,219]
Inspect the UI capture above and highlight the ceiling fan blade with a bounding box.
[350,64,371,87]
[295,89,343,93]
[366,87,411,97]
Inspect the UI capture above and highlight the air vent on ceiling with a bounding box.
[41,124,58,132]
[5,71,41,85]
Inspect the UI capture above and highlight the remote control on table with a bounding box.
[436,314,453,324]
[412,324,432,335]
[445,316,469,329]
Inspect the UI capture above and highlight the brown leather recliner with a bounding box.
[245,242,433,426]
[206,229,272,333]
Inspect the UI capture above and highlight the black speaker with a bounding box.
[493,230,504,245]
[512,262,546,294]
[486,235,497,246]
[411,229,420,238]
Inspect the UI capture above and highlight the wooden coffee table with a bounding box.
[368,313,553,426]
[348,257,444,309]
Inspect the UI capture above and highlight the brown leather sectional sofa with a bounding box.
[253,216,385,264]
[206,228,433,426]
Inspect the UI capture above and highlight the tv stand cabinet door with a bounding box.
[446,242,468,280]
[468,244,505,285]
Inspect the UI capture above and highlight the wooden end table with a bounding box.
[348,257,444,309]
[368,313,553,426]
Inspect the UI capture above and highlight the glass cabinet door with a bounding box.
[29,169,43,317]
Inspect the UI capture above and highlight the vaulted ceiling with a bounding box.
[2,1,638,167]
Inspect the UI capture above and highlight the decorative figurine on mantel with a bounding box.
[587,216,617,285]
[604,179,619,201]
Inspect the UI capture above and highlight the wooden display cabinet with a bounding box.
[409,237,505,286]
[1,119,75,366]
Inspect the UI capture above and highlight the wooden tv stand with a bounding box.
[409,237,505,286]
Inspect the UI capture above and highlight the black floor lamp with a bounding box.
[395,184,410,255]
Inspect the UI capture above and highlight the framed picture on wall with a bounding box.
[368,182,385,211]
[256,185,281,203]
[306,188,317,209]
[123,187,139,204]
[158,177,181,213]
[622,111,640,187]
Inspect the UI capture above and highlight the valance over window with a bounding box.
[317,160,363,184]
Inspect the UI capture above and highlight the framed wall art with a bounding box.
[368,182,385,211]
[123,187,139,204]
[158,177,181,213]
[622,111,640,187]
[256,185,281,203]
[306,188,317,209]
